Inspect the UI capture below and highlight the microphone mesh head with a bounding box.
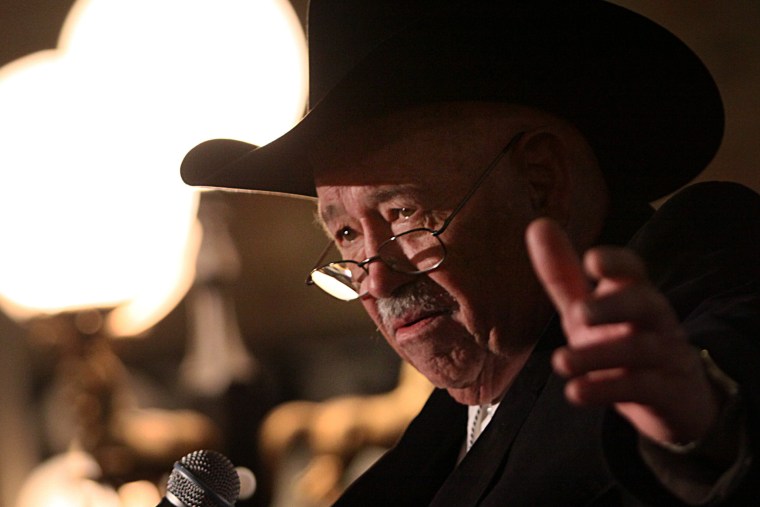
[166,450,240,507]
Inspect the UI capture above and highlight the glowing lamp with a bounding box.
[0,0,307,336]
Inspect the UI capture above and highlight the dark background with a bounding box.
[0,1,758,506]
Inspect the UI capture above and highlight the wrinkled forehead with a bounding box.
[315,182,426,227]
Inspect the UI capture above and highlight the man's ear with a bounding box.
[516,131,572,224]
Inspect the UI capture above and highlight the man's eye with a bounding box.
[399,207,415,219]
[338,227,358,242]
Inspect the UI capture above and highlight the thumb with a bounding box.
[525,218,589,316]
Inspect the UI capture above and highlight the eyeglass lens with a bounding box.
[310,228,445,300]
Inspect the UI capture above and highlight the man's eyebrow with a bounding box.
[318,203,341,226]
[318,185,415,225]
[372,187,408,204]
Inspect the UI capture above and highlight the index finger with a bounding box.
[525,218,589,314]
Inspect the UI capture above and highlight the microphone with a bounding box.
[158,450,240,507]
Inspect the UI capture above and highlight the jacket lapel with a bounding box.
[334,387,466,506]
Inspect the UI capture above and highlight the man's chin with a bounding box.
[416,365,503,405]
[414,366,480,399]
[444,385,486,406]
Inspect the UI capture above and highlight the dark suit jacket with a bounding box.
[333,182,760,506]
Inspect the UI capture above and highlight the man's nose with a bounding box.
[361,256,416,299]
[360,224,416,299]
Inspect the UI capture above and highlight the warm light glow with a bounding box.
[117,481,161,507]
[15,450,121,507]
[0,0,308,335]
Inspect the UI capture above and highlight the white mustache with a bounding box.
[376,278,457,329]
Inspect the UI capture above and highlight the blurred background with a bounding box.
[0,1,758,506]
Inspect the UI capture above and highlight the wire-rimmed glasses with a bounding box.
[306,131,525,301]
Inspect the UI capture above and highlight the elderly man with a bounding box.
[181,0,760,505]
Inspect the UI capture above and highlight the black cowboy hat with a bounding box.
[181,0,724,202]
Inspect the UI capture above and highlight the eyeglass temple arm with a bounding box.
[434,131,525,237]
